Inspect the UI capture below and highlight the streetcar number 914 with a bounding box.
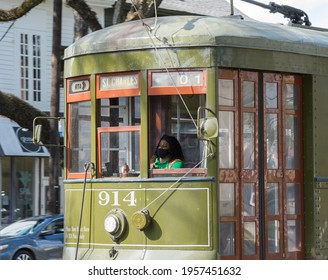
[98,191,136,207]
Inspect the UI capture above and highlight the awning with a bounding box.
[0,116,49,157]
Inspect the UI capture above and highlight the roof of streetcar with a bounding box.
[64,15,328,59]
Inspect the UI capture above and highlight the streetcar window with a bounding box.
[149,94,205,169]
[98,97,141,178]
[67,101,92,175]
[99,130,140,177]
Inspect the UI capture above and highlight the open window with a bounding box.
[148,69,207,176]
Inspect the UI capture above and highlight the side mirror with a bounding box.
[32,116,65,147]
[33,124,43,145]
[197,107,218,140]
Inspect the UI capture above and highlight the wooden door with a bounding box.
[219,69,304,260]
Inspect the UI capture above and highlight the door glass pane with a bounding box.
[15,158,35,221]
[243,113,254,169]
[287,220,302,251]
[266,82,278,108]
[242,81,255,107]
[219,111,234,168]
[285,83,299,110]
[220,222,235,256]
[244,183,255,216]
[220,183,235,216]
[219,79,234,106]
[286,183,300,215]
[267,183,279,215]
[244,222,256,255]
[286,115,300,169]
[266,114,278,169]
[268,220,280,253]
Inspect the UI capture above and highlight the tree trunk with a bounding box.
[73,10,88,42]
[47,0,62,215]
[113,0,127,25]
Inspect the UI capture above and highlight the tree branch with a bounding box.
[66,0,102,31]
[0,91,50,143]
[0,0,44,21]
[126,0,163,21]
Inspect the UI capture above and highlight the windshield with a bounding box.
[0,219,44,237]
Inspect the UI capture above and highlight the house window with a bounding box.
[20,33,41,102]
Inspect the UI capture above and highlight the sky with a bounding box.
[231,0,328,28]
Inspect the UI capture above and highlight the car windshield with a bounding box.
[0,220,44,237]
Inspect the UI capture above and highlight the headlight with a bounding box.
[104,215,120,234]
[104,209,127,242]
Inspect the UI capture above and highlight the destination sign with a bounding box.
[152,71,203,87]
[99,74,139,91]
[68,78,90,94]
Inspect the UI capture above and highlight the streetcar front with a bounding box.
[62,17,219,260]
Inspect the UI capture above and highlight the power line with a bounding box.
[0,20,16,43]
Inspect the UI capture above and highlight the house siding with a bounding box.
[0,0,105,114]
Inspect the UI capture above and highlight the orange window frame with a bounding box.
[97,126,141,178]
[66,76,92,179]
[148,69,207,96]
[66,101,92,179]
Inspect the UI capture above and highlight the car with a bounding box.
[0,214,64,260]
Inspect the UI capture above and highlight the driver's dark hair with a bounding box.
[155,134,184,161]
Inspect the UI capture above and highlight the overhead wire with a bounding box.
[130,0,198,129]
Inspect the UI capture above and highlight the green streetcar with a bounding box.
[56,14,328,260]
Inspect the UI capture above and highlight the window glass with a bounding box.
[99,97,140,178]
[243,113,254,169]
[20,33,42,102]
[242,81,255,108]
[287,219,301,252]
[244,222,256,255]
[267,183,279,215]
[149,94,205,169]
[220,222,235,256]
[285,83,299,110]
[219,79,234,106]
[219,183,235,216]
[268,220,280,253]
[100,131,140,177]
[219,111,234,169]
[266,82,278,108]
[244,183,255,216]
[68,101,91,173]
[286,183,300,215]
[286,115,299,169]
[45,219,64,234]
[266,113,278,169]
[100,97,140,127]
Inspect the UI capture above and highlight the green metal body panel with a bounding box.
[63,178,216,260]
[63,15,328,259]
